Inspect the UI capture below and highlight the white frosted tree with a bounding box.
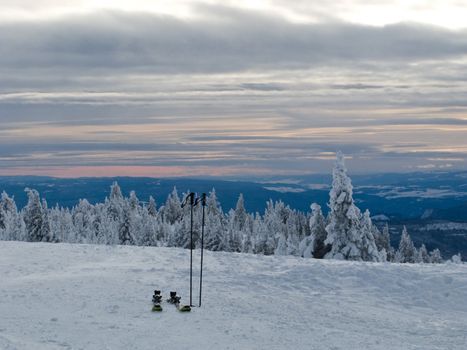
[119,203,135,245]
[0,192,24,241]
[416,244,430,263]
[361,210,385,261]
[324,152,382,261]
[253,213,275,255]
[451,253,462,264]
[107,182,124,221]
[429,248,443,264]
[147,196,157,217]
[204,190,228,251]
[138,209,158,246]
[233,194,247,232]
[163,187,182,225]
[299,203,328,258]
[128,190,140,213]
[72,199,95,243]
[23,189,51,242]
[395,226,416,263]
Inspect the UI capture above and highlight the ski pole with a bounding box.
[189,192,194,307]
[199,193,206,307]
[181,192,195,307]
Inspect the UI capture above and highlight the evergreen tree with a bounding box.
[204,190,228,251]
[0,192,22,240]
[395,226,416,263]
[451,253,462,264]
[23,189,46,242]
[416,244,430,263]
[361,210,385,261]
[147,196,157,217]
[163,187,182,224]
[128,190,140,212]
[139,209,157,246]
[233,194,247,232]
[299,203,329,258]
[324,152,381,261]
[72,199,94,243]
[119,204,135,245]
[107,182,124,220]
[253,213,274,255]
[429,248,443,264]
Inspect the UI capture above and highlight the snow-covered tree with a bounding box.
[128,190,140,212]
[233,194,247,232]
[395,226,416,263]
[147,196,157,217]
[324,152,382,261]
[72,199,95,243]
[299,203,329,258]
[450,253,462,264]
[119,203,135,245]
[204,190,228,251]
[107,182,124,220]
[0,192,24,241]
[23,189,55,242]
[415,244,430,263]
[429,248,443,264]
[163,188,182,225]
[253,213,274,255]
[360,210,385,261]
[138,209,158,246]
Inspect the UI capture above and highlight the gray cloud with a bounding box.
[1,6,467,80]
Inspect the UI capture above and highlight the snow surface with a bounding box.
[1,241,467,350]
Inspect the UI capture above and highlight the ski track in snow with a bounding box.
[0,242,466,350]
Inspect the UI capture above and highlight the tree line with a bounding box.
[0,153,462,263]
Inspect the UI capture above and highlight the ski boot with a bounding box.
[152,290,163,312]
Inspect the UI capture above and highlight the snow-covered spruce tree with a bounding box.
[429,248,443,264]
[1,192,17,214]
[49,205,73,243]
[40,198,57,243]
[395,226,416,263]
[107,182,124,220]
[299,203,329,258]
[253,212,274,255]
[233,194,247,232]
[147,196,157,217]
[226,209,243,252]
[361,210,386,261]
[204,189,228,251]
[162,187,183,225]
[23,189,54,242]
[0,191,24,241]
[72,199,95,243]
[119,203,135,245]
[451,253,462,264]
[128,191,140,213]
[416,244,430,263]
[378,223,395,261]
[138,208,158,246]
[324,152,383,261]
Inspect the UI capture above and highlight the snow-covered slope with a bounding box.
[1,242,466,350]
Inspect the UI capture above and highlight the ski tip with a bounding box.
[152,305,163,312]
[178,305,191,312]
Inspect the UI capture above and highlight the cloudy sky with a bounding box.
[1,0,467,177]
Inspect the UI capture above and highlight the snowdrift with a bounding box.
[0,241,466,350]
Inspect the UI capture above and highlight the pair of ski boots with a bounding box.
[152,290,191,312]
